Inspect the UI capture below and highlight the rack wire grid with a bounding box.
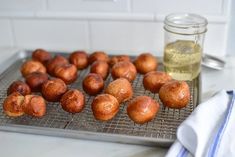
[0,51,200,146]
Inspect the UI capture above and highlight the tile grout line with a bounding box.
[42,0,49,11]
[0,12,228,24]
[87,20,92,52]
[128,0,132,13]
[9,19,16,47]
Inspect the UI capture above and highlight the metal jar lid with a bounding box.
[202,54,225,70]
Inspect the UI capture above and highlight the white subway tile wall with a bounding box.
[0,0,232,56]
[13,19,89,51]
[0,0,44,11]
[48,0,130,12]
[204,23,227,55]
[132,0,224,15]
[90,21,163,55]
[0,19,13,47]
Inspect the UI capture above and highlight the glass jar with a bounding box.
[163,13,208,81]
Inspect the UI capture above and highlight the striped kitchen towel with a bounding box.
[166,90,235,157]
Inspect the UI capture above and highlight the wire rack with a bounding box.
[0,51,200,146]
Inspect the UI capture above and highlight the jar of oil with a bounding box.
[163,13,207,81]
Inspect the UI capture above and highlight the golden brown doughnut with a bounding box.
[105,78,133,103]
[90,61,109,80]
[3,92,24,117]
[69,51,89,70]
[82,73,104,96]
[134,53,158,74]
[109,55,131,67]
[127,96,160,124]
[7,80,31,96]
[41,78,67,102]
[54,63,78,84]
[143,71,172,93]
[111,61,137,82]
[21,60,46,77]
[22,95,46,117]
[159,81,190,109]
[88,51,109,64]
[91,94,119,121]
[25,72,48,92]
[46,55,69,76]
[32,49,52,64]
[60,89,85,113]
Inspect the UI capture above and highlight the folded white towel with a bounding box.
[166,90,235,157]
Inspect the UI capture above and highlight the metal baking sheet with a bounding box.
[0,50,200,147]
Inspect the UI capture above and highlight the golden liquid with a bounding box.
[163,40,202,81]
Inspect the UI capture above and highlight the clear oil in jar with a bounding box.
[163,40,202,80]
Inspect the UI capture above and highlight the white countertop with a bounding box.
[0,47,234,157]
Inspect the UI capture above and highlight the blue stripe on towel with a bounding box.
[177,146,188,157]
[181,148,188,157]
[207,90,235,157]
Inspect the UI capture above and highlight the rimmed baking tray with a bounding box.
[0,50,200,147]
